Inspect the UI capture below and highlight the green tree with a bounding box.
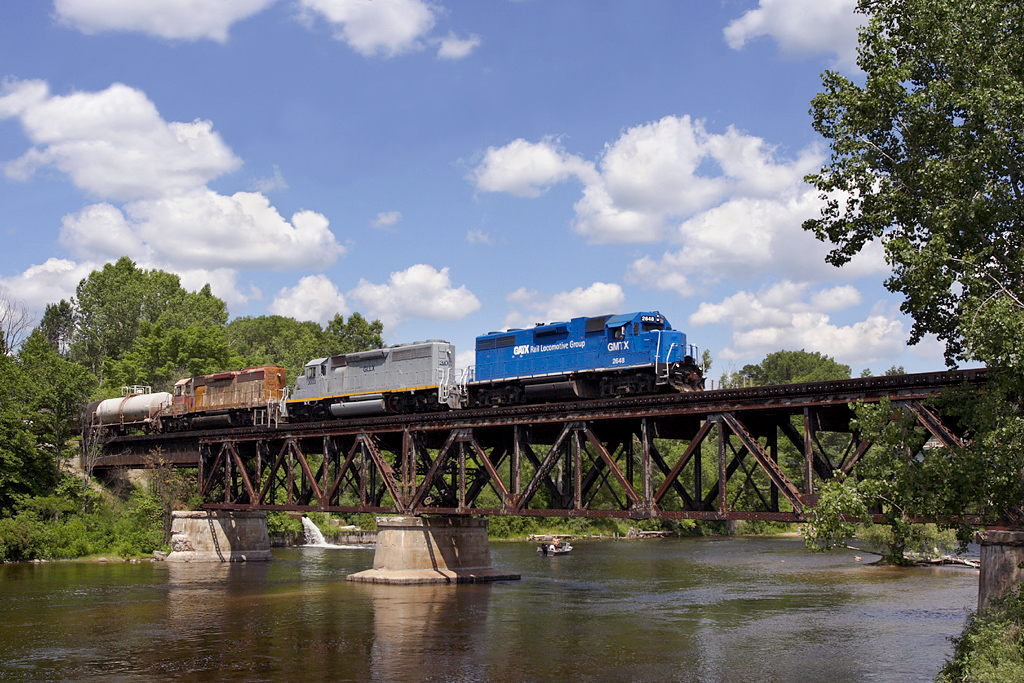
[72,258,229,381]
[226,312,384,386]
[0,354,50,515]
[37,300,75,358]
[17,331,97,471]
[802,0,1024,575]
[741,350,850,385]
[324,312,384,356]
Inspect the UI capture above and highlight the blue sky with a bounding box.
[0,0,947,379]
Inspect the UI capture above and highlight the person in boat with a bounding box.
[551,537,560,550]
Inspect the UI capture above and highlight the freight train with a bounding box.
[85,310,702,437]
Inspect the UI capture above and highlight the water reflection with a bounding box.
[354,582,492,682]
[0,539,977,683]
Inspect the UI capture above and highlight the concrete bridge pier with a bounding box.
[977,530,1024,611]
[347,516,520,584]
[166,510,272,562]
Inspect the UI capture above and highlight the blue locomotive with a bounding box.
[469,311,703,406]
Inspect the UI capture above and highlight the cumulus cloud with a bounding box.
[54,0,278,42]
[299,0,437,57]
[0,258,98,314]
[723,0,864,70]
[471,117,824,244]
[348,264,481,327]
[625,188,888,292]
[690,281,906,365]
[270,274,349,324]
[436,32,481,59]
[471,137,597,198]
[0,79,345,309]
[503,282,625,329]
[0,80,241,201]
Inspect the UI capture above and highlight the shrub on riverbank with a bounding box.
[0,474,168,562]
[938,587,1024,682]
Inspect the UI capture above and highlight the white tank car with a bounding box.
[93,386,172,431]
[287,340,460,421]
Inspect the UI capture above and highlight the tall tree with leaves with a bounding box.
[803,0,1024,534]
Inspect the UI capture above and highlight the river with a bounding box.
[0,537,977,682]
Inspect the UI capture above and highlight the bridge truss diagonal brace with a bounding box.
[515,422,576,513]
[462,431,513,512]
[718,412,804,513]
[580,426,643,510]
[409,429,461,513]
[359,432,406,514]
[902,400,967,450]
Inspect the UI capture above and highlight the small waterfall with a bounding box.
[301,516,328,546]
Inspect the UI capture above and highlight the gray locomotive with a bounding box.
[286,339,461,420]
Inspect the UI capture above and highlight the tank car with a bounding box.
[87,385,173,436]
[286,340,460,421]
[163,365,287,430]
[469,311,703,406]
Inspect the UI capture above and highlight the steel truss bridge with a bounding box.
[91,369,985,522]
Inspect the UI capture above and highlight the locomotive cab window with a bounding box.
[305,366,316,380]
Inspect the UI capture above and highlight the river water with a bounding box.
[0,537,977,683]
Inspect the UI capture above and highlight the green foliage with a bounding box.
[37,300,75,357]
[110,490,165,558]
[0,474,168,561]
[74,257,225,378]
[104,321,243,392]
[742,349,851,386]
[324,312,384,356]
[0,354,51,515]
[856,523,959,561]
[803,476,868,553]
[939,587,1024,683]
[804,0,1024,361]
[17,331,97,468]
[226,313,383,387]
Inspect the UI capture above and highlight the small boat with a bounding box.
[537,539,572,555]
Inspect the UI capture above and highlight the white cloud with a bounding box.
[465,229,491,245]
[723,0,864,70]
[270,274,349,324]
[348,264,480,327]
[0,80,240,201]
[299,0,437,57]
[626,188,888,292]
[0,79,345,308]
[503,282,625,329]
[436,32,480,59]
[177,268,256,309]
[471,117,824,244]
[471,137,597,198]
[60,190,343,270]
[690,281,906,365]
[54,0,278,42]
[372,210,402,229]
[0,258,98,314]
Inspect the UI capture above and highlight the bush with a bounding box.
[0,515,46,562]
[938,586,1024,683]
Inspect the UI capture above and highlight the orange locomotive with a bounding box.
[162,365,287,431]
